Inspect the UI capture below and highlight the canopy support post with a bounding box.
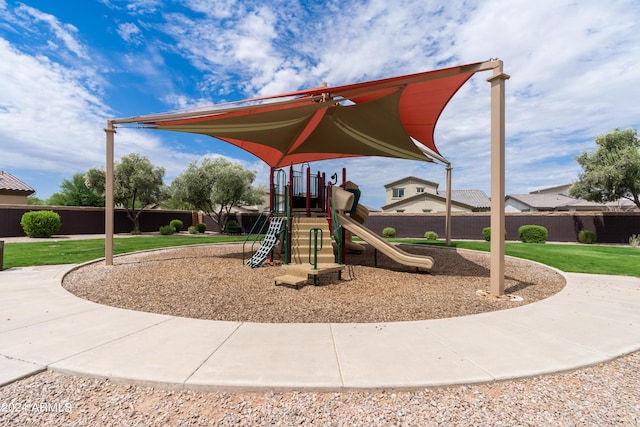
[487,60,510,296]
[104,121,116,266]
[445,163,452,246]
[269,167,274,212]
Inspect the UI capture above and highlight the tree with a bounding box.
[570,128,640,209]
[158,194,194,210]
[27,195,46,205]
[48,172,105,207]
[86,153,166,233]
[172,157,265,229]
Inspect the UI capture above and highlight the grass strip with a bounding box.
[2,235,251,268]
[391,239,640,278]
[4,235,639,278]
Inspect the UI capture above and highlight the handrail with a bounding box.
[308,227,323,269]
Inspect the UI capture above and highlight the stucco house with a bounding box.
[0,171,35,204]
[381,176,490,213]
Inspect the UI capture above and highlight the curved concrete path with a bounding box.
[1,264,639,391]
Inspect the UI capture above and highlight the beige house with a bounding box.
[0,171,35,204]
[381,176,490,213]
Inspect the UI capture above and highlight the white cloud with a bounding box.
[15,4,89,59]
[160,94,214,111]
[433,0,640,197]
[117,22,143,45]
[0,38,166,196]
[0,39,106,170]
[125,0,162,15]
[156,2,324,99]
[181,0,236,19]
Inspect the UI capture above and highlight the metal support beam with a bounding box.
[104,121,116,266]
[445,163,452,246]
[487,60,510,296]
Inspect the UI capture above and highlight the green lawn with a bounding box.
[2,235,250,269]
[3,235,639,278]
[392,239,640,278]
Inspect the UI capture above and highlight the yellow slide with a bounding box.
[335,211,434,270]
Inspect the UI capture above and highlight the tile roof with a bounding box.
[447,190,491,208]
[0,171,35,194]
[529,184,572,195]
[506,193,605,209]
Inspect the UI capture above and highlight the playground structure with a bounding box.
[243,166,434,287]
[105,59,509,295]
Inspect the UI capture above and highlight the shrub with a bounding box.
[518,225,548,243]
[188,225,198,234]
[424,231,438,240]
[196,223,207,233]
[20,210,61,238]
[169,219,183,233]
[482,227,506,242]
[159,225,175,235]
[224,220,241,234]
[578,230,596,244]
[630,234,640,248]
[382,227,396,238]
[225,220,240,229]
[482,227,491,242]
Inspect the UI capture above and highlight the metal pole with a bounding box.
[287,181,293,264]
[269,167,274,212]
[487,60,510,296]
[340,167,346,263]
[445,163,452,246]
[269,167,275,264]
[104,121,116,266]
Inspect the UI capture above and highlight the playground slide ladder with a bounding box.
[246,216,285,268]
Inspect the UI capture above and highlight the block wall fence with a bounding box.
[1,205,639,244]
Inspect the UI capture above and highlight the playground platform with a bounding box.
[1,263,639,391]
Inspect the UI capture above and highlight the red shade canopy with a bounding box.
[122,61,486,168]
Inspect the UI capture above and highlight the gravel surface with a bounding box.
[2,352,639,425]
[62,243,566,323]
[4,243,637,425]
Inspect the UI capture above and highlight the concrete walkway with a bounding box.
[1,264,639,391]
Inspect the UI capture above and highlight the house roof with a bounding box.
[529,184,572,195]
[449,190,491,208]
[381,189,490,211]
[506,193,605,209]
[383,176,439,189]
[0,171,35,194]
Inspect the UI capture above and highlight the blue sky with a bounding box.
[1,0,638,209]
